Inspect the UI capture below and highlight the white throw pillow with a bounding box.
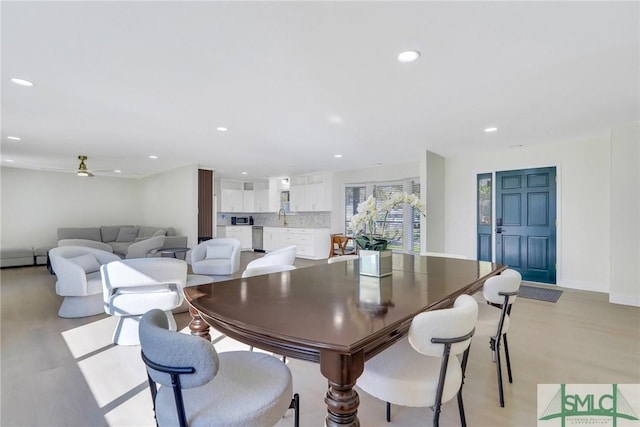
[205,245,233,260]
[69,253,101,273]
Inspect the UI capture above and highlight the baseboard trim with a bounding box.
[609,293,640,307]
[557,279,608,294]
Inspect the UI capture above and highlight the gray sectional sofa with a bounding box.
[57,225,187,258]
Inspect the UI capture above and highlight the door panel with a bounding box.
[496,167,556,284]
[502,235,522,268]
[528,193,548,226]
[503,194,521,225]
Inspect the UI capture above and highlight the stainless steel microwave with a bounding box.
[231,216,250,225]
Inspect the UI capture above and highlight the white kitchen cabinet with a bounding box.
[220,179,270,213]
[263,227,283,252]
[263,227,330,260]
[223,226,253,250]
[242,190,255,212]
[220,180,244,212]
[288,173,332,212]
[254,181,270,212]
[289,176,306,212]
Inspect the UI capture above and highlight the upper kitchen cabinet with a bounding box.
[220,179,269,213]
[220,180,244,212]
[254,180,270,212]
[242,182,255,212]
[289,172,332,212]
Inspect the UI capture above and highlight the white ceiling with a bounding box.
[2,1,638,180]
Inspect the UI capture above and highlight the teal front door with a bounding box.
[496,167,557,284]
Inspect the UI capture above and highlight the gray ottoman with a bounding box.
[0,247,35,268]
[34,245,56,265]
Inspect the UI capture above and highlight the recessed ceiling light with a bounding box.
[217,127,228,132]
[484,127,498,133]
[397,50,420,63]
[7,136,21,141]
[114,169,122,173]
[10,78,34,87]
[6,159,15,162]
[334,154,343,158]
[241,171,248,175]
[149,155,158,159]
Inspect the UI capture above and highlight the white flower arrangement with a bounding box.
[350,192,425,250]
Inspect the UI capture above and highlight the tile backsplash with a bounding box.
[217,212,330,228]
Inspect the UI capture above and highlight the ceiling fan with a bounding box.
[38,155,141,177]
[76,155,93,177]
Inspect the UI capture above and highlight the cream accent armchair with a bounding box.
[49,246,121,318]
[101,258,186,345]
[190,238,242,276]
[126,235,166,259]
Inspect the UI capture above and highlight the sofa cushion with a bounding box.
[58,227,101,242]
[116,227,139,242]
[206,245,233,260]
[0,247,35,268]
[101,225,133,243]
[69,253,101,274]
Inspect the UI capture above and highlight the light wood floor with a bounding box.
[1,253,639,427]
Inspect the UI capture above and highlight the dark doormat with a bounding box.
[519,284,563,303]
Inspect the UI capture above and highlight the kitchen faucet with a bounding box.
[278,208,288,226]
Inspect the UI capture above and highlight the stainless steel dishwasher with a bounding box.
[252,226,264,252]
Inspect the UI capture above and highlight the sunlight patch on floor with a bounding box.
[77,344,146,407]
[61,316,118,358]
[105,385,155,427]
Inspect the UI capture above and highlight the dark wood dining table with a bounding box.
[184,253,506,426]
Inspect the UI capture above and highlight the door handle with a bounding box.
[496,227,502,234]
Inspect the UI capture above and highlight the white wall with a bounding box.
[138,165,199,249]
[425,151,445,253]
[0,165,199,251]
[0,167,141,247]
[609,122,640,306]
[444,138,611,293]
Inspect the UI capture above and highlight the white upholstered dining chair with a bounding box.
[474,268,522,407]
[101,258,186,345]
[242,264,297,278]
[357,294,479,426]
[139,309,300,427]
[327,254,359,264]
[245,245,296,269]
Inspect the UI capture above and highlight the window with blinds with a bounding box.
[344,179,422,253]
[345,186,366,235]
[373,184,404,249]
